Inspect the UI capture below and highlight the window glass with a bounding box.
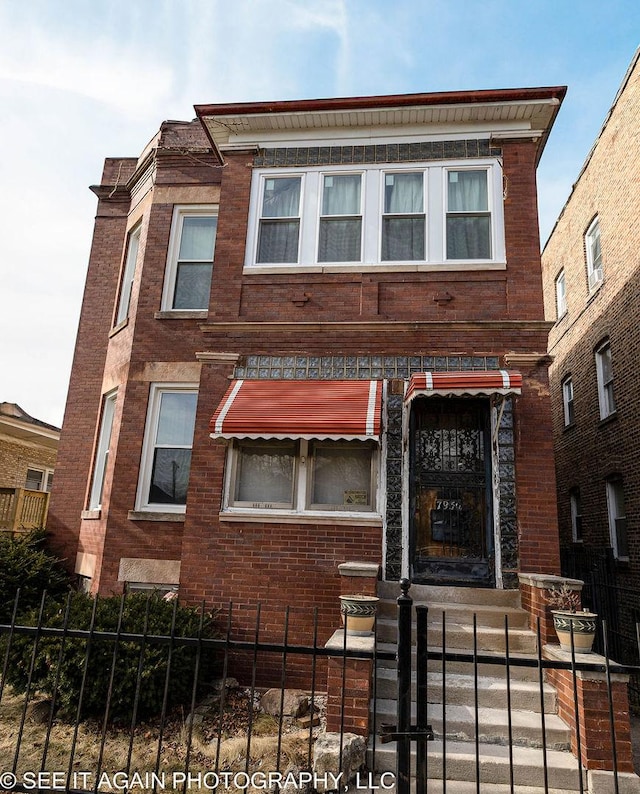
[596,341,616,418]
[382,172,425,261]
[144,389,197,508]
[562,377,574,426]
[586,218,603,290]
[257,177,301,264]
[89,392,117,509]
[555,270,567,318]
[234,442,295,506]
[173,216,217,310]
[318,174,362,262]
[310,442,373,510]
[446,170,491,259]
[607,479,627,559]
[570,488,582,542]
[25,468,44,491]
[116,225,141,325]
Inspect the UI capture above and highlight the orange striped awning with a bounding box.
[210,380,382,440]
[405,370,522,401]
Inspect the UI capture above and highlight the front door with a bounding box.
[410,397,493,586]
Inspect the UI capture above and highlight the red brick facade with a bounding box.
[48,89,565,650]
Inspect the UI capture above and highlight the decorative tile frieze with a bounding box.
[254,140,502,168]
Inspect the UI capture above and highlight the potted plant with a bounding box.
[338,593,379,636]
[546,582,598,654]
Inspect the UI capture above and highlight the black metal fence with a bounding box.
[1,585,639,794]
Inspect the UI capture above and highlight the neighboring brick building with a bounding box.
[48,87,566,642]
[0,402,59,492]
[541,51,640,644]
[0,402,59,531]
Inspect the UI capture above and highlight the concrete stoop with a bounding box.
[368,583,639,794]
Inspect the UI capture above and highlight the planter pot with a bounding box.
[339,594,379,636]
[552,610,598,654]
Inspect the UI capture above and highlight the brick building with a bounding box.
[0,402,58,492]
[48,86,566,641]
[541,50,640,603]
[0,402,59,532]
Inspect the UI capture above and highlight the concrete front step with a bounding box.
[374,668,557,712]
[377,581,522,608]
[377,599,531,629]
[373,698,570,749]
[369,739,585,791]
[376,617,537,653]
[375,641,543,681]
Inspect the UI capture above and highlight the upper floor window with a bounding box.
[606,477,627,559]
[555,269,567,318]
[136,386,198,512]
[562,376,575,427]
[446,169,491,259]
[595,339,616,419]
[570,487,583,543]
[162,207,217,311]
[115,224,141,326]
[585,217,602,291]
[88,391,117,510]
[245,161,504,271]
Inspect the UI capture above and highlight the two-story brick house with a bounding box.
[48,86,566,644]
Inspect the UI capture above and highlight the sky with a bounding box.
[0,0,638,428]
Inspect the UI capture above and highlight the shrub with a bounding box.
[2,591,221,723]
[0,529,71,622]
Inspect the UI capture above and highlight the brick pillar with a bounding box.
[338,560,380,596]
[544,647,634,772]
[325,632,374,737]
[518,572,583,645]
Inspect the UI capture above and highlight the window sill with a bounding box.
[128,510,186,522]
[598,412,618,428]
[81,509,101,520]
[219,510,383,527]
[243,261,507,276]
[109,319,129,337]
[155,310,208,320]
[563,422,576,432]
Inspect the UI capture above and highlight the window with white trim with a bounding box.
[245,161,504,270]
[88,391,117,509]
[595,339,616,419]
[570,488,582,542]
[555,269,567,318]
[25,467,54,492]
[585,217,603,291]
[225,439,378,515]
[115,224,141,326]
[162,207,217,310]
[136,386,198,512]
[606,478,627,559]
[562,376,575,427]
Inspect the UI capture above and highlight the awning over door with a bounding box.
[405,370,522,402]
[210,379,382,440]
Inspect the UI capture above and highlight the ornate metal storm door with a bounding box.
[410,397,493,586]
